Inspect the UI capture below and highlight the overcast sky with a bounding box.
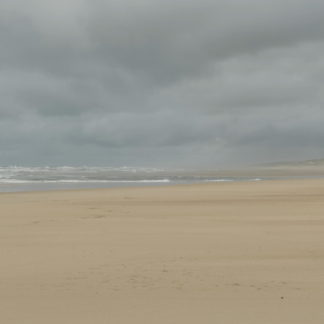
[1,0,324,167]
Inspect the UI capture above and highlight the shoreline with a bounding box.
[1,164,324,194]
[1,174,324,194]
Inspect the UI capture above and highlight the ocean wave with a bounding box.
[0,179,171,184]
[0,165,171,184]
[0,166,166,173]
[205,178,263,182]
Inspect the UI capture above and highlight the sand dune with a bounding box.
[1,179,324,323]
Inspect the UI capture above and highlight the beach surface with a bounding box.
[1,179,324,323]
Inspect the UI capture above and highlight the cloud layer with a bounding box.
[1,0,324,167]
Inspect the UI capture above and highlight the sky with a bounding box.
[1,0,324,168]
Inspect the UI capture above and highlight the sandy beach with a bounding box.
[1,179,324,323]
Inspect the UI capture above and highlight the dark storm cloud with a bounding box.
[1,0,324,166]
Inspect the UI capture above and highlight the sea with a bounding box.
[0,166,263,193]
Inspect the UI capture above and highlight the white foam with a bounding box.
[205,179,234,182]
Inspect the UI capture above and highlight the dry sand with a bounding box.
[1,179,324,323]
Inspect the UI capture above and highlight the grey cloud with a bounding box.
[82,0,324,84]
[3,0,324,82]
[1,0,324,167]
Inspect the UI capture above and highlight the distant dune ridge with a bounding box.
[209,158,324,178]
[257,158,324,167]
[250,158,324,176]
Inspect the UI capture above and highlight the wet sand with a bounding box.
[1,179,324,323]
